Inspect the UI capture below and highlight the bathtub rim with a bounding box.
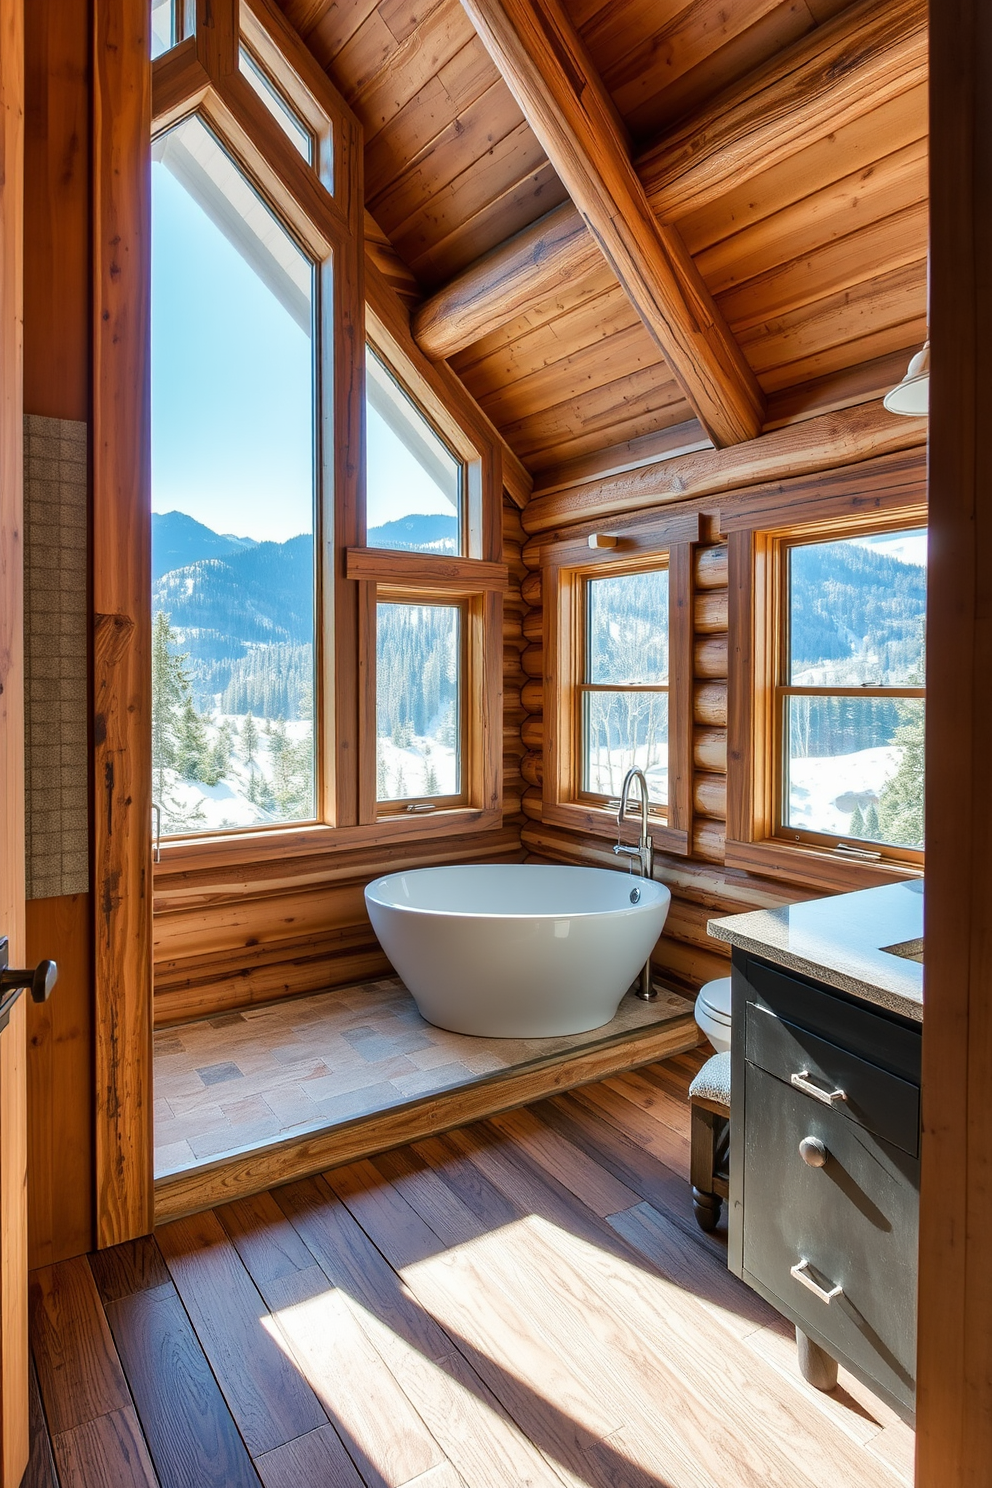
[364,863,671,922]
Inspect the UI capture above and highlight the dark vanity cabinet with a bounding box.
[728,950,921,1421]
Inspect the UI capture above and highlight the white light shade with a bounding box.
[884,342,930,416]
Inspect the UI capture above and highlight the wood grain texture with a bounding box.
[522,400,927,533]
[0,0,28,1472]
[29,1258,131,1437]
[29,1052,910,1488]
[916,2,992,1478]
[104,1281,264,1488]
[156,1210,327,1454]
[27,895,94,1270]
[92,0,154,1248]
[410,0,925,365]
[450,0,765,446]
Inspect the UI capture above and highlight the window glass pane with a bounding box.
[587,570,669,684]
[583,692,668,804]
[151,115,317,835]
[366,347,462,554]
[239,46,314,164]
[785,696,925,849]
[789,528,926,686]
[151,0,173,57]
[377,604,461,800]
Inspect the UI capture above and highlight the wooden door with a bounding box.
[0,0,29,1481]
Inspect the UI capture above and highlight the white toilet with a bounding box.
[694,976,732,1054]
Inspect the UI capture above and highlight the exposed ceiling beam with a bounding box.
[413,0,926,363]
[455,0,765,448]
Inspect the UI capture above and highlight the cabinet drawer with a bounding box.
[746,1001,920,1157]
[742,1063,918,1411]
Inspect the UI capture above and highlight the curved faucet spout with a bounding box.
[613,767,656,999]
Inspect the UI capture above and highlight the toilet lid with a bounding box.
[697,977,732,1023]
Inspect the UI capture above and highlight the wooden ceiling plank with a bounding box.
[449,258,618,376]
[391,118,552,255]
[638,0,927,218]
[413,0,925,362]
[347,0,477,136]
[458,281,639,398]
[738,258,928,379]
[619,0,817,140]
[281,0,381,66]
[368,78,525,228]
[500,365,689,459]
[756,315,929,395]
[762,347,924,431]
[601,0,788,124]
[698,139,928,296]
[680,83,927,256]
[523,400,696,473]
[717,200,929,333]
[456,0,765,447]
[363,36,497,187]
[476,320,666,427]
[407,157,568,286]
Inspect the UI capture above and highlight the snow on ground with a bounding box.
[786,745,904,836]
[587,744,668,804]
[377,733,458,800]
[158,714,313,834]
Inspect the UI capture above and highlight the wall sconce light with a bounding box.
[883,342,929,417]
[587,533,619,549]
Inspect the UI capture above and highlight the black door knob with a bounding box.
[799,1136,829,1168]
[0,960,58,1003]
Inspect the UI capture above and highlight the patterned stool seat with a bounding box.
[688,1051,731,1230]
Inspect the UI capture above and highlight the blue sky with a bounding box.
[153,159,454,544]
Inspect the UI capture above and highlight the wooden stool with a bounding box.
[688,1052,730,1231]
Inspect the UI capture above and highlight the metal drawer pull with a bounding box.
[790,1070,847,1106]
[791,1259,843,1304]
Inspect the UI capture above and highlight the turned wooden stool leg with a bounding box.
[688,1053,731,1232]
[796,1327,839,1391]
[691,1186,722,1231]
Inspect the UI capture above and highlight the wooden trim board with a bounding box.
[153,1013,702,1222]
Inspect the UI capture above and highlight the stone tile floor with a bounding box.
[153,976,695,1177]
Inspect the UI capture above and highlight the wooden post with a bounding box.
[92,0,154,1247]
[917,0,992,1478]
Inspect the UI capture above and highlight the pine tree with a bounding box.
[864,802,881,840]
[151,610,189,798]
[175,697,210,780]
[376,748,388,800]
[394,766,406,798]
[877,702,925,848]
[241,711,258,765]
[424,762,439,796]
[848,803,865,838]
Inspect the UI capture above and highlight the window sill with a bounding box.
[154,806,503,877]
[541,800,689,857]
[724,837,923,894]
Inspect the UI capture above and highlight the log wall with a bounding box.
[514,419,928,997]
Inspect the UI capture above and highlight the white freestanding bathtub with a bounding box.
[364,863,671,1037]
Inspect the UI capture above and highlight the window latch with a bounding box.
[833,842,882,861]
[405,802,437,813]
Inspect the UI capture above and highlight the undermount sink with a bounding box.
[882,938,924,965]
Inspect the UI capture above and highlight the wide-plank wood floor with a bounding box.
[27,1052,914,1488]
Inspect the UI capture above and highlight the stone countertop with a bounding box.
[707,879,923,1022]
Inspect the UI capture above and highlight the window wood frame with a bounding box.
[150,0,506,870]
[541,511,698,857]
[724,491,928,892]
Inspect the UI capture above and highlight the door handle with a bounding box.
[0,960,57,1004]
[0,938,58,1034]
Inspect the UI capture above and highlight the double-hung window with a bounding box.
[778,525,926,862]
[542,525,695,856]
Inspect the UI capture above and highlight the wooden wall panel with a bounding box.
[92,0,154,1247]
[0,0,28,1473]
[22,0,97,1276]
[26,896,93,1269]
